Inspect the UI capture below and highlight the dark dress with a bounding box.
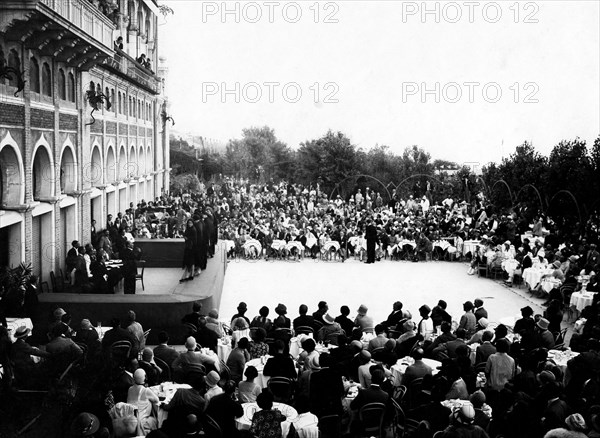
[183,226,197,269]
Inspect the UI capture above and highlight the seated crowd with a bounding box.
[4,292,600,438]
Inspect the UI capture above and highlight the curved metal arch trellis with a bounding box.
[514,183,545,211]
[546,190,583,226]
[330,174,392,201]
[490,179,514,205]
[394,173,449,191]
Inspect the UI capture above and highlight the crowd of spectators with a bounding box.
[3,290,600,438]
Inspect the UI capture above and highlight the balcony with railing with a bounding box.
[103,49,162,94]
[39,0,114,49]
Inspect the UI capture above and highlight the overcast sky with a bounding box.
[159,0,600,166]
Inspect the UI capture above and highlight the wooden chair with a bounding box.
[203,413,222,438]
[135,259,146,291]
[295,326,314,335]
[318,414,341,438]
[110,340,132,363]
[408,377,424,409]
[358,402,386,438]
[267,376,293,403]
[554,327,569,350]
[477,263,488,278]
[154,356,171,382]
[404,418,425,436]
[391,399,406,437]
[393,385,407,403]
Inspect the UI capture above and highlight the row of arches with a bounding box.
[0,133,77,205]
[1,132,153,208]
[29,56,76,102]
[89,142,153,187]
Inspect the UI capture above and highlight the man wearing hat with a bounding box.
[230,302,250,325]
[206,309,224,338]
[69,412,109,438]
[317,314,344,345]
[535,318,555,349]
[74,319,101,355]
[442,402,488,437]
[354,304,374,333]
[10,325,50,387]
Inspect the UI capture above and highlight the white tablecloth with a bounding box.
[462,240,480,256]
[523,267,553,289]
[541,277,562,293]
[235,402,299,437]
[570,292,596,312]
[390,357,440,386]
[243,356,272,389]
[6,317,33,342]
[289,335,333,360]
[547,349,579,368]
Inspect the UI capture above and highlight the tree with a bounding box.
[170,173,201,194]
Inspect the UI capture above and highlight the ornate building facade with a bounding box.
[0,0,170,286]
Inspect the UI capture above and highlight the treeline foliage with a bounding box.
[170,127,600,218]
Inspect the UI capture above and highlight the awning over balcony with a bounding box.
[0,0,115,70]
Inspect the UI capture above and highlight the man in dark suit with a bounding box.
[475,331,496,364]
[194,316,219,353]
[309,353,344,417]
[205,380,243,437]
[153,331,180,368]
[350,368,392,434]
[365,218,378,264]
[263,340,297,380]
[182,302,204,329]
[402,348,433,388]
[120,241,138,294]
[432,328,468,360]
[293,304,315,331]
[382,301,405,330]
[101,317,136,361]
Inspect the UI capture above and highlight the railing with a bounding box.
[39,0,114,49]
[105,50,162,94]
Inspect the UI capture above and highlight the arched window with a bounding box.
[128,96,132,116]
[96,83,101,96]
[138,100,141,118]
[8,49,21,88]
[41,62,52,96]
[111,89,115,112]
[58,69,66,100]
[118,92,122,114]
[29,57,40,93]
[67,72,75,102]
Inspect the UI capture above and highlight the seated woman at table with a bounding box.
[126,368,159,434]
[231,317,251,348]
[238,365,262,403]
[248,328,269,359]
[297,338,320,372]
[226,337,251,383]
[249,390,287,438]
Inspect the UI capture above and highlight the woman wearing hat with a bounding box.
[317,314,344,345]
[354,304,374,334]
[126,368,159,434]
[10,325,50,387]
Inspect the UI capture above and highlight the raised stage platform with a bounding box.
[36,243,227,344]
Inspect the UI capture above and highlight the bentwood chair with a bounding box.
[154,356,171,382]
[358,402,386,438]
[318,414,342,438]
[135,260,146,290]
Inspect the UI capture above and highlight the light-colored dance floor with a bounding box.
[220,257,546,328]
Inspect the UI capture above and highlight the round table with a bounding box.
[243,356,272,389]
[522,267,553,289]
[462,240,480,256]
[235,402,299,436]
[148,382,192,427]
[570,291,596,312]
[390,357,440,386]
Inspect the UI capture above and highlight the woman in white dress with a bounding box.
[126,368,159,435]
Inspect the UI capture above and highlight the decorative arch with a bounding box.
[90,144,103,187]
[515,183,544,210]
[105,144,116,184]
[146,144,152,174]
[59,139,78,193]
[0,132,25,206]
[138,145,145,175]
[547,190,582,227]
[490,179,514,205]
[31,134,54,199]
[118,144,127,180]
[129,144,137,177]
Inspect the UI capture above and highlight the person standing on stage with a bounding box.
[365,218,378,264]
